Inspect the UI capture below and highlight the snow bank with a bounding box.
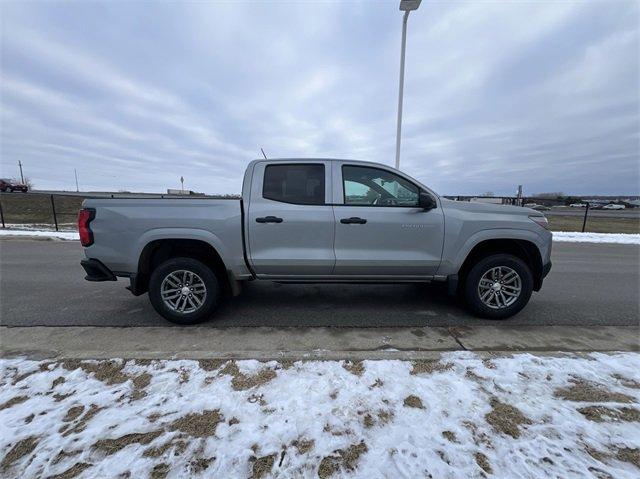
[1,353,639,478]
[0,228,78,240]
[553,231,640,244]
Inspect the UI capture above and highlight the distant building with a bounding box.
[167,189,203,196]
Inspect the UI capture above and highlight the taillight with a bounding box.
[78,208,96,246]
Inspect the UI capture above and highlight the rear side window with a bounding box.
[263,164,325,205]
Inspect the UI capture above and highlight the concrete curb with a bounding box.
[1,325,637,360]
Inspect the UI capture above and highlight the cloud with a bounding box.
[0,1,638,195]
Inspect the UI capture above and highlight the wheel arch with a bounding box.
[457,237,544,291]
[134,237,233,297]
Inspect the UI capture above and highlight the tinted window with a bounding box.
[343,165,419,207]
[263,164,325,205]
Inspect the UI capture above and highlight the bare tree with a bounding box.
[481,191,495,197]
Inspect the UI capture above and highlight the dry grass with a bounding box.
[62,360,129,385]
[131,373,152,400]
[369,378,384,389]
[612,374,640,389]
[142,442,173,458]
[52,450,80,465]
[547,215,640,234]
[485,398,532,439]
[554,378,634,403]
[0,193,83,225]
[198,359,226,371]
[251,454,276,479]
[169,410,223,437]
[60,404,104,436]
[377,409,394,425]
[47,462,92,479]
[475,452,493,474]
[363,413,375,428]
[616,448,640,468]
[52,377,65,388]
[442,431,457,442]
[190,457,214,474]
[93,431,162,455]
[318,441,368,479]
[578,406,640,422]
[150,463,170,479]
[410,360,453,375]
[1,436,39,471]
[403,395,424,409]
[62,406,85,422]
[342,360,365,377]
[219,362,277,391]
[292,438,315,455]
[0,395,28,411]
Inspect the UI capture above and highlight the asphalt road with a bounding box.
[0,239,638,328]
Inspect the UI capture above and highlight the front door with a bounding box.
[247,161,335,277]
[332,164,444,277]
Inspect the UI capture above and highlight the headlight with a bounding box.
[529,215,549,230]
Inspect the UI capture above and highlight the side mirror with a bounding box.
[419,192,436,211]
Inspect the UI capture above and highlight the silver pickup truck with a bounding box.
[79,159,552,324]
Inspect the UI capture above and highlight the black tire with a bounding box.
[463,254,533,319]
[148,257,220,325]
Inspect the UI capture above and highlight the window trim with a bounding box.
[262,163,327,206]
[340,164,421,208]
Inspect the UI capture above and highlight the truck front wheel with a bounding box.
[148,257,220,325]
[463,254,533,319]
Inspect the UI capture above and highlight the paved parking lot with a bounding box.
[1,239,638,328]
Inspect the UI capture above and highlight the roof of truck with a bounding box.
[248,158,394,169]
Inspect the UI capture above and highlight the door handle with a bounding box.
[340,217,367,224]
[256,216,283,223]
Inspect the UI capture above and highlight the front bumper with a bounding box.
[81,259,117,282]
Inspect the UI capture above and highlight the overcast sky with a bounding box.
[1,1,638,196]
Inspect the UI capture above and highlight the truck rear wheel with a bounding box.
[148,257,220,325]
[463,254,533,319]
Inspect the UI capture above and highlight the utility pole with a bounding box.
[74,169,79,192]
[18,160,24,184]
[395,0,422,170]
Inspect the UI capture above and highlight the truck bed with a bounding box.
[83,198,248,277]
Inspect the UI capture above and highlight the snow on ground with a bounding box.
[1,353,639,478]
[552,231,640,244]
[0,228,78,240]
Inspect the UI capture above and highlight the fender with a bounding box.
[438,228,545,277]
[135,228,233,273]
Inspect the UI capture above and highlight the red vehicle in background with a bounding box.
[0,178,29,192]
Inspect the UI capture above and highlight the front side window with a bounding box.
[343,165,419,207]
[263,164,325,205]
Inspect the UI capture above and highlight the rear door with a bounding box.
[332,163,444,277]
[247,161,335,277]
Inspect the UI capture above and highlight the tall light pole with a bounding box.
[18,160,24,184]
[395,0,422,170]
[74,168,79,192]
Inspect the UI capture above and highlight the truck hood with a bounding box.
[440,198,541,217]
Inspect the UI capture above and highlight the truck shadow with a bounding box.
[210,281,471,328]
